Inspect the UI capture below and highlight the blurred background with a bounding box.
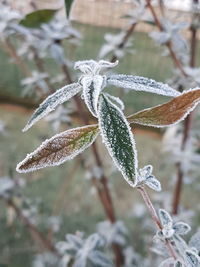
[0,0,200,266]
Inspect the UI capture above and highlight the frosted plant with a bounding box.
[45,105,73,132]
[16,60,200,188]
[157,209,191,240]
[99,32,133,59]
[0,2,22,39]
[123,246,142,267]
[21,71,49,97]
[97,220,127,246]
[150,19,189,64]
[124,0,146,24]
[136,165,161,191]
[162,126,200,177]
[56,232,112,267]
[15,59,200,265]
[15,16,81,66]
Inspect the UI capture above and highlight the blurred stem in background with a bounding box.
[146,0,199,214]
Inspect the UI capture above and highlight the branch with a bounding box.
[60,62,124,266]
[137,186,177,259]
[172,0,198,214]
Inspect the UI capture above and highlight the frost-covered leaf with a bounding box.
[189,231,200,252]
[23,83,81,131]
[20,9,57,28]
[16,125,99,173]
[159,209,173,226]
[75,60,118,75]
[82,75,104,117]
[127,88,200,127]
[173,222,191,235]
[107,75,180,97]
[104,93,124,111]
[137,165,161,191]
[185,250,200,267]
[98,94,138,187]
[145,177,161,192]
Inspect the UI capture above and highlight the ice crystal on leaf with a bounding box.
[189,231,200,253]
[82,75,105,117]
[17,125,99,173]
[98,94,138,187]
[136,165,161,191]
[185,250,200,267]
[107,74,180,97]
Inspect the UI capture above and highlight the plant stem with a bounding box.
[172,0,198,214]
[1,38,47,97]
[146,0,187,77]
[111,22,137,63]
[145,0,199,214]
[61,62,124,266]
[137,186,177,259]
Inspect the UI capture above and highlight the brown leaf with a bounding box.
[16,125,99,173]
[127,89,200,127]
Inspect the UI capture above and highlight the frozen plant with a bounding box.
[150,19,189,64]
[0,2,22,40]
[56,232,112,267]
[99,32,133,59]
[136,165,161,192]
[21,71,49,97]
[16,59,200,265]
[157,209,191,240]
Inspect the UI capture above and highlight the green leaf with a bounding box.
[64,0,74,18]
[16,125,99,173]
[99,94,138,187]
[23,83,82,132]
[20,9,57,28]
[127,88,200,127]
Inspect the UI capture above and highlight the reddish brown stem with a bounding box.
[137,186,177,259]
[146,0,187,77]
[172,1,198,214]
[111,22,137,63]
